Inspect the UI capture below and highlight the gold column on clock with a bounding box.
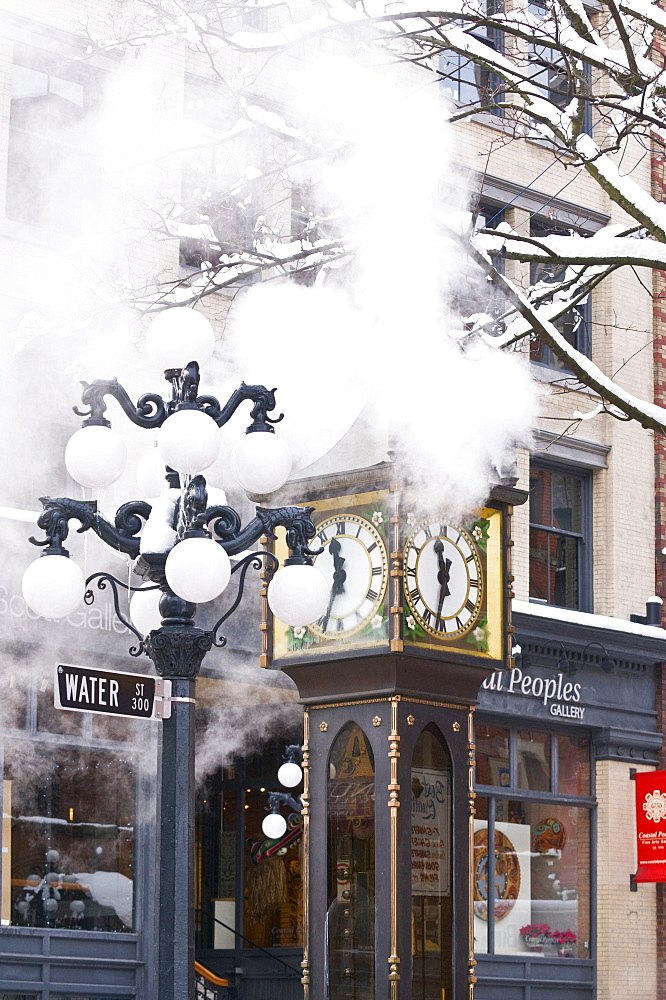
[264,463,526,1000]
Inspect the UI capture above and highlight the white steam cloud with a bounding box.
[224,55,536,515]
[0,30,536,784]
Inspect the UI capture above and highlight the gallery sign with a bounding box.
[634,769,666,883]
[481,666,585,720]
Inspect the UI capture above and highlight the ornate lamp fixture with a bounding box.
[20,306,329,1000]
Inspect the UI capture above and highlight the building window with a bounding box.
[6,44,102,232]
[411,725,452,1000]
[179,75,264,271]
[529,217,592,369]
[529,463,592,611]
[194,733,304,954]
[473,723,593,959]
[439,3,504,114]
[456,201,506,327]
[328,724,375,999]
[5,743,135,932]
[528,0,592,135]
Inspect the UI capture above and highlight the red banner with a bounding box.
[634,770,666,883]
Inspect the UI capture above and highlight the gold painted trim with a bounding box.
[309,697,394,710]
[308,695,471,712]
[293,489,389,514]
[259,535,271,668]
[467,708,477,999]
[388,695,400,997]
[398,696,471,712]
[301,710,310,997]
[389,489,403,652]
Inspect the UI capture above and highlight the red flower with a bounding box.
[519,923,552,937]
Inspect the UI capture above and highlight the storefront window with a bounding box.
[327,723,375,1000]
[194,742,305,953]
[4,742,135,932]
[244,787,303,949]
[474,724,592,960]
[411,725,452,1000]
[518,730,551,792]
[476,725,510,787]
[558,734,590,797]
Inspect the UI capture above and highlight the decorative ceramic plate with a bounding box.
[473,828,521,921]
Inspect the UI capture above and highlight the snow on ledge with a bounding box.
[512,599,666,641]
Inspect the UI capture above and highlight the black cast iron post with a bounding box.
[138,564,213,1000]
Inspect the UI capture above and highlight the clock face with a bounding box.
[404,518,483,639]
[310,514,389,639]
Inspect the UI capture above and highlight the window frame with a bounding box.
[529,215,592,370]
[529,459,593,614]
[6,43,103,233]
[473,718,595,960]
[438,0,505,116]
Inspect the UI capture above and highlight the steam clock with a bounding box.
[264,463,526,1000]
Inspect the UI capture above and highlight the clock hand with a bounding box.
[321,538,346,631]
[434,539,451,598]
[330,537,347,596]
[434,539,452,628]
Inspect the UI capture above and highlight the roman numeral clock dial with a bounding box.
[403,518,484,639]
[310,514,388,639]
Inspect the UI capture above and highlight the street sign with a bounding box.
[55,663,172,720]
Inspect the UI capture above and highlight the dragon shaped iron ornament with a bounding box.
[27,358,323,673]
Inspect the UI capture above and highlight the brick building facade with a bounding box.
[0,0,663,998]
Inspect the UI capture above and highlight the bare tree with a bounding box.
[84,0,666,432]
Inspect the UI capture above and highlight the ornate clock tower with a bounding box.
[263,462,526,1000]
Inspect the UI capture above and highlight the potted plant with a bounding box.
[519,923,552,952]
[552,929,577,957]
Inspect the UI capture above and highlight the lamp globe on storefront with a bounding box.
[20,305,328,1000]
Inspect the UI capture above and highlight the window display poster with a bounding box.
[473,820,531,954]
[411,767,451,896]
[635,769,666,883]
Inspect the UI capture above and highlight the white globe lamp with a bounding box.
[277,762,303,788]
[267,562,329,627]
[145,308,216,370]
[165,537,231,604]
[262,812,287,840]
[231,431,292,496]
[22,555,85,619]
[130,588,162,635]
[65,425,127,489]
[158,409,220,475]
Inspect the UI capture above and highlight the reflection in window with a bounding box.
[5,744,134,932]
[529,217,591,369]
[411,725,452,1000]
[244,787,303,949]
[180,75,264,271]
[327,724,375,1000]
[475,725,510,787]
[558,735,590,797]
[529,464,589,611]
[453,203,507,332]
[7,45,101,231]
[438,3,504,115]
[517,730,551,792]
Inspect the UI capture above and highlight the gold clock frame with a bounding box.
[266,489,392,664]
[262,479,509,668]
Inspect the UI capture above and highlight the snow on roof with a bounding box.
[513,599,666,641]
